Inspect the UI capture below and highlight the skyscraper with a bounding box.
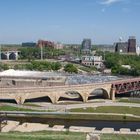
[128,36,136,53]
[115,36,137,54]
[81,39,91,50]
[81,39,92,54]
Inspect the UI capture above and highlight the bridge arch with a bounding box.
[57,91,84,103]
[9,52,17,60]
[24,95,54,104]
[1,53,7,59]
[0,99,17,104]
[87,88,109,101]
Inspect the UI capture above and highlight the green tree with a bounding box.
[64,63,78,73]
[51,62,62,71]
[19,47,40,61]
[0,63,9,71]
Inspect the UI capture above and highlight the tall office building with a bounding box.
[81,39,91,50]
[115,36,137,54]
[115,42,128,53]
[81,39,92,54]
[128,36,136,53]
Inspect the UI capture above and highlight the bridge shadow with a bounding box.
[0,99,17,104]
[25,96,52,103]
[58,97,83,102]
[116,92,131,98]
[58,91,83,103]
[116,90,140,98]
[88,89,109,101]
[88,95,105,100]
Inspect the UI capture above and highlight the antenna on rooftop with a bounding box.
[119,37,123,42]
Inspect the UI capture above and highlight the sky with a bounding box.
[0,0,140,44]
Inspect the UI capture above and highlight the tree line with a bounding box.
[18,47,66,61]
[0,61,78,74]
[104,52,140,76]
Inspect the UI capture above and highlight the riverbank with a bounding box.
[70,106,140,116]
[1,106,140,122]
[0,131,140,140]
[1,115,140,132]
[1,111,140,122]
[0,131,86,140]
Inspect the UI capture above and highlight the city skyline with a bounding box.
[0,0,140,44]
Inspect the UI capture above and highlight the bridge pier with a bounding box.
[82,97,87,103]
[80,92,88,103]
[15,52,19,60]
[15,96,26,105]
[110,88,115,101]
[6,53,10,60]
[83,96,88,103]
[48,95,60,104]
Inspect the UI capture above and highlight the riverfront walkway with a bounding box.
[3,101,140,111]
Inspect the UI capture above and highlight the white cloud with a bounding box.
[101,0,123,5]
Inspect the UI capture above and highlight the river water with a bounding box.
[6,117,140,131]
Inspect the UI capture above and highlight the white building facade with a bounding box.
[81,55,103,68]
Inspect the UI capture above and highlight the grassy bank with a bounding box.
[36,114,140,121]
[1,105,140,121]
[101,134,140,140]
[0,105,38,112]
[70,106,140,116]
[118,98,140,104]
[0,131,86,140]
[7,113,140,122]
[0,132,140,140]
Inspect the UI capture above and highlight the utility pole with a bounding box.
[104,50,105,61]
[41,44,43,60]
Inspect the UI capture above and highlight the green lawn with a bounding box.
[70,106,140,116]
[1,105,140,121]
[0,132,140,140]
[101,134,140,140]
[0,105,37,112]
[23,103,41,107]
[0,131,86,140]
[118,98,140,104]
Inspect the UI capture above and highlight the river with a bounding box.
[5,116,140,131]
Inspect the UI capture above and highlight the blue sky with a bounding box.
[0,0,140,44]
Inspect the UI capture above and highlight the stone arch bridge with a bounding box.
[0,78,140,104]
[1,51,20,60]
